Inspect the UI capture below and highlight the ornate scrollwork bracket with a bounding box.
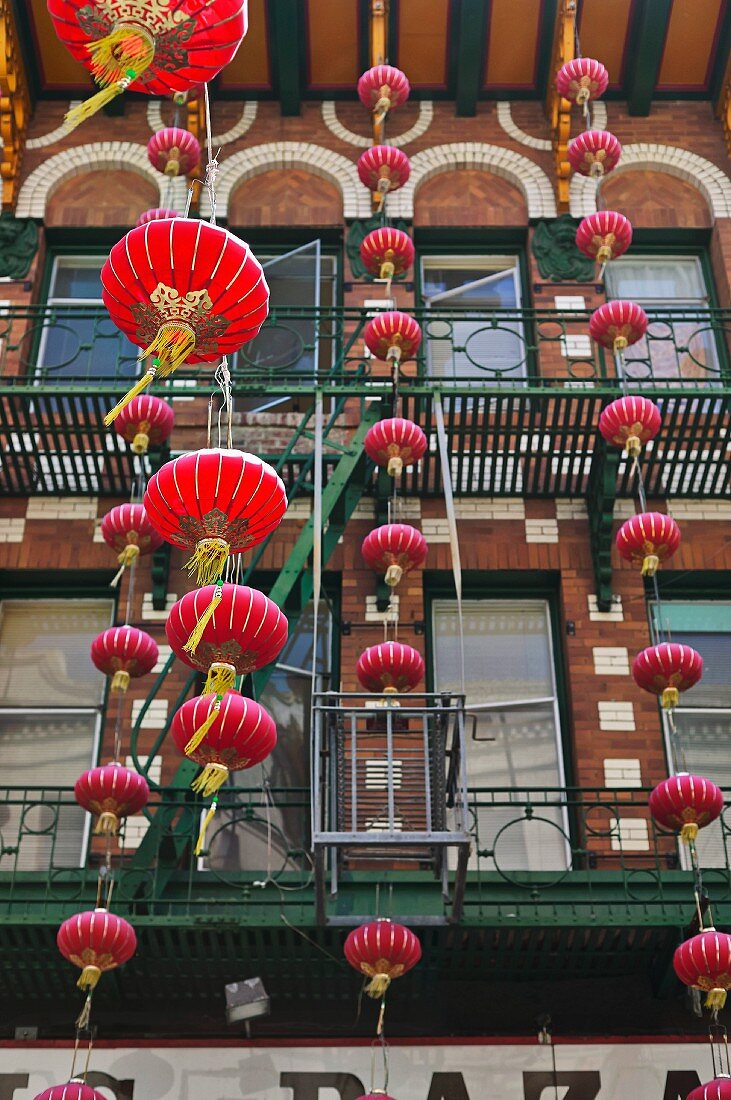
[0,0,31,212]
[544,0,577,213]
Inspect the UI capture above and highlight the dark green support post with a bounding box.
[150,542,171,612]
[268,0,303,116]
[375,467,391,612]
[454,0,490,117]
[586,438,619,613]
[624,0,673,117]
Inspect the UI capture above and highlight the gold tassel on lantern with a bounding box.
[641,553,660,577]
[192,764,230,798]
[194,794,219,855]
[184,580,224,656]
[65,76,133,131]
[364,972,392,999]
[94,811,121,836]
[78,964,102,991]
[110,669,131,693]
[706,988,728,1011]
[203,662,237,695]
[681,822,699,844]
[662,686,680,710]
[385,564,403,587]
[132,427,151,454]
[184,697,222,756]
[104,365,158,426]
[142,322,197,375]
[110,542,140,587]
[86,25,155,86]
[185,538,230,586]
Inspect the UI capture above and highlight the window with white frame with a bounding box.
[606,255,720,384]
[431,597,569,872]
[421,255,527,384]
[0,597,113,870]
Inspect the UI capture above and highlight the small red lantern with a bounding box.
[362,524,428,587]
[360,227,415,286]
[357,146,411,208]
[147,127,200,177]
[632,643,704,710]
[101,218,269,423]
[57,908,137,990]
[616,512,681,576]
[100,503,164,585]
[650,773,724,844]
[34,1085,107,1100]
[170,690,276,796]
[91,625,158,693]
[136,208,180,228]
[144,449,287,587]
[75,762,150,835]
[166,583,288,695]
[576,210,633,264]
[357,65,410,121]
[48,0,248,129]
[567,130,622,177]
[364,311,422,364]
[356,642,425,694]
[688,1080,731,1100]
[556,58,609,104]
[598,396,662,458]
[113,394,174,455]
[344,918,421,998]
[590,300,648,353]
[364,417,428,477]
[674,929,731,1011]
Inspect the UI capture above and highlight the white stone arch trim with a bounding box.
[16,141,188,219]
[205,141,371,220]
[569,142,731,219]
[26,102,81,149]
[321,100,434,148]
[496,101,606,152]
[389,142,557,220]
[147,100,258,147]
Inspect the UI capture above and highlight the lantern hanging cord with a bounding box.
[69,1026,94,1084]
[709,1022,731,1077]
[370,1033,390,1092]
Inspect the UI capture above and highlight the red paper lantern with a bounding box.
[136,207,180,228]
[101,218,269,423]
[144,449,287,588]
[364,417,428,477]
[48,0,248,129]
[364,311,422,364]
[650,773,724,844]
[674,929,731,1010]
[598,396,662,458]
[34,1085,107,1100]
[357,146,411,205]
[170,690,276,796]
[567,130,622,177]
[166,583,288,694]
[362,524,428,587]
[576,211,633,264]
[688,1080,731,1100]
[556,58,609,103]
[57,908,137,990]
[360,228,414,284]
[357,65,410,121]
[356,642,425,694]
[344,918,421,998]
[632,643,704,710]
[100,503,164,585]
[113,393,174,454]
[74,762,150,835]
[147,127,200,177]
[91,625,158,693]
[616,512,681,576]
[590,301,648,354]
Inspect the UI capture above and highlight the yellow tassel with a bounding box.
[194,796,219,855]
[184,538,230,586]
[387,455,403,477]
[681,822,700,844]
[86,25,155,87]
[662,686,680,710]
[110,543,140,587]
[191,763,229,798]
[64,80,130,131]
[642,553,660,577]
[142,323,196,374]
[104,367,157,426]
[132,431,150,455]
[706,988,727,1011]
[110,669,130,693]
[94,811,120,836]
[183,581,224,656]
[203,662,237,695]
[625,434,642,459]
[385,564,403,587]
[78,965,102,991]
[184,698,222,756]
[364,973,392,999]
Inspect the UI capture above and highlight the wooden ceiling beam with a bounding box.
[624,0,673,117]
[268,0,303,117]
[454,0,490,118]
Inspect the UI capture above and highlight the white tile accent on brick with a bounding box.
[145,101,258,146]
[496,101,605,152]
[321,100,433,149]
[560,334,593,359]
[93,520,106,543]
[598,701,636,732]
[151,645,172,675]
[525,518,559,544]
[613,500,637,520]
[26,497,98,521]
[455,498,525,519]
[365,759,403,790]
[604,758,643,788]
[556,499,588,520]
[365,595,400,623]
[667,500,731,521]
[391,499,422,521]
[131,699,168,730]
[588,594,624,622]
[141,593,178,621]
[593,647,630,676]
[0,518,25,543]
[554,295,586,311]
[610,817,650,852]
[421,519,450,544]
[350,500,377,520]
[285,499,312,520]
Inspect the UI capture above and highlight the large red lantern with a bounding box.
[576,211,633,264]
[688,1081,731,1100]
[136,207,180,228]
[364,311,422,364]
[170,690,276,796]
[364,417,428,477]
[360,228,414,285]
[113,393,174,454]
[357,146,411,208]
[598,396,662,458]
[616,512,681,576]
[144,449,287,586]
[100,503,164,585]
[147,127,200,177]
[57,908,137,990]
[632,643,703,710]
[90,625,158,693]
[650,773,724,844]
[344,919,421,998]
[674,930,731,1010]
[556,58,609,104]
[567,130,622,177]
[48,0,248,129]
[357,65,410,121]
[362,524,428,587]
[75,762,150,835]
[101,219,269,423]
[166,583,288,694]
[34,1085,107,1100]
[356,642,425,694]
[590,301,648,353]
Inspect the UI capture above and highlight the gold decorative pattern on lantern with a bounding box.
[131,283,228,352]
[178,508,255,548]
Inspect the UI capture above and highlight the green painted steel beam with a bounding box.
[624,0,673,117]
[586,439,619,613]
[267,0,303,116]
[454,0,490,117]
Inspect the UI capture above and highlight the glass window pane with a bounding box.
[606,257,707,302]
[50,258,105,300]
[422,256,519,300]
[0,599,113,706]
[672,711,731,869]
